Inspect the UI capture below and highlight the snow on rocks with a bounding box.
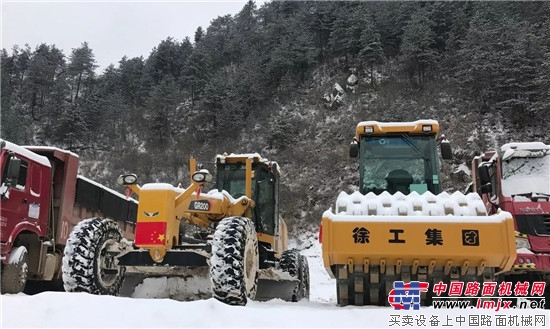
[347,74,358,86]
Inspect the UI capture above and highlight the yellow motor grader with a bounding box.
[320,120,517,306]
[62,153,309,306]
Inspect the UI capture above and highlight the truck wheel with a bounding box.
[299,254,310,301]
[62,218,124,295]
[280,249,308,302]
[210,216,259,306]
[0,246,28,294]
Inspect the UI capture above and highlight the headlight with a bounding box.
[192,169,212,183]
[117,174,138,186]
[515,237,531,250]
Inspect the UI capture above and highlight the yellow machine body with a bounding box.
[321,120,517,306]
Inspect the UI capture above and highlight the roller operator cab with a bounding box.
[320,120,517,307]
[349,120,453,196]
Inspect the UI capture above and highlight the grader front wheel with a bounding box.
[210,216,259,306]
[62,218,125,295]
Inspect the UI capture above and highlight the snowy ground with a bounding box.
[1,234,549,328]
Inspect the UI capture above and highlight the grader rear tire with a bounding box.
[210,216,259,306]
[280,249,309,302]
[0,246,28,294]
[62,218,124,295]
[299,254,310,301]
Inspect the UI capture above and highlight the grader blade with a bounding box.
[119,267,211,301]
[255,275,300,302]
[255,252,309,302]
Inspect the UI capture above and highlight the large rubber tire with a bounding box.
[299,254,310,301]
[210,216,259,306]
[280,249,309,302]
[0,246,28,294]
[62,218,124,295]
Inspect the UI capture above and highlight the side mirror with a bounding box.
[477,162,491,185]
[440,140,453,160]
[480,183,492,194]
[350,140,359,158]
[117,174,138,186]
[5,157,21,187]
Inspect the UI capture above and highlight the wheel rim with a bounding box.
[97,238,120,287]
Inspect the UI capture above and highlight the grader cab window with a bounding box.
[216,164,252,198]
[359,135,441,195]
[254,168,276,235]
[216,163,276,235]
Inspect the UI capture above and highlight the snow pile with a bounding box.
[293,234,336,304]
[327,190,490,218]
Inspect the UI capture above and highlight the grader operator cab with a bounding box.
[62,153,309,306]
[320,120,517,306]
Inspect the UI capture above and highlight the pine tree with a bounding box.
[23,44,65,121]
[400,7,437,89]
[194,26,205,43]
[144,76,180,149]
[359,18,385,87]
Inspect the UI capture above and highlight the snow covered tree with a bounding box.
[359,18,384,88]
[67,42,97,104]
[400,8,437,89]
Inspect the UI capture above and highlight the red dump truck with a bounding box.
[470,142,549,306]
[0,139,137,294]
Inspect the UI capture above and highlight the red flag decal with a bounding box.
[135,222,167,246]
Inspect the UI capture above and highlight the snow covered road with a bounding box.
[1,238,548,328]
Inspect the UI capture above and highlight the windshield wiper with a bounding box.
[400,133,429,161]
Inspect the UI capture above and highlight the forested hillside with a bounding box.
[2,1,549,233]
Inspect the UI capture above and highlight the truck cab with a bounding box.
[472,142,550,280]
[1,140,52,262]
